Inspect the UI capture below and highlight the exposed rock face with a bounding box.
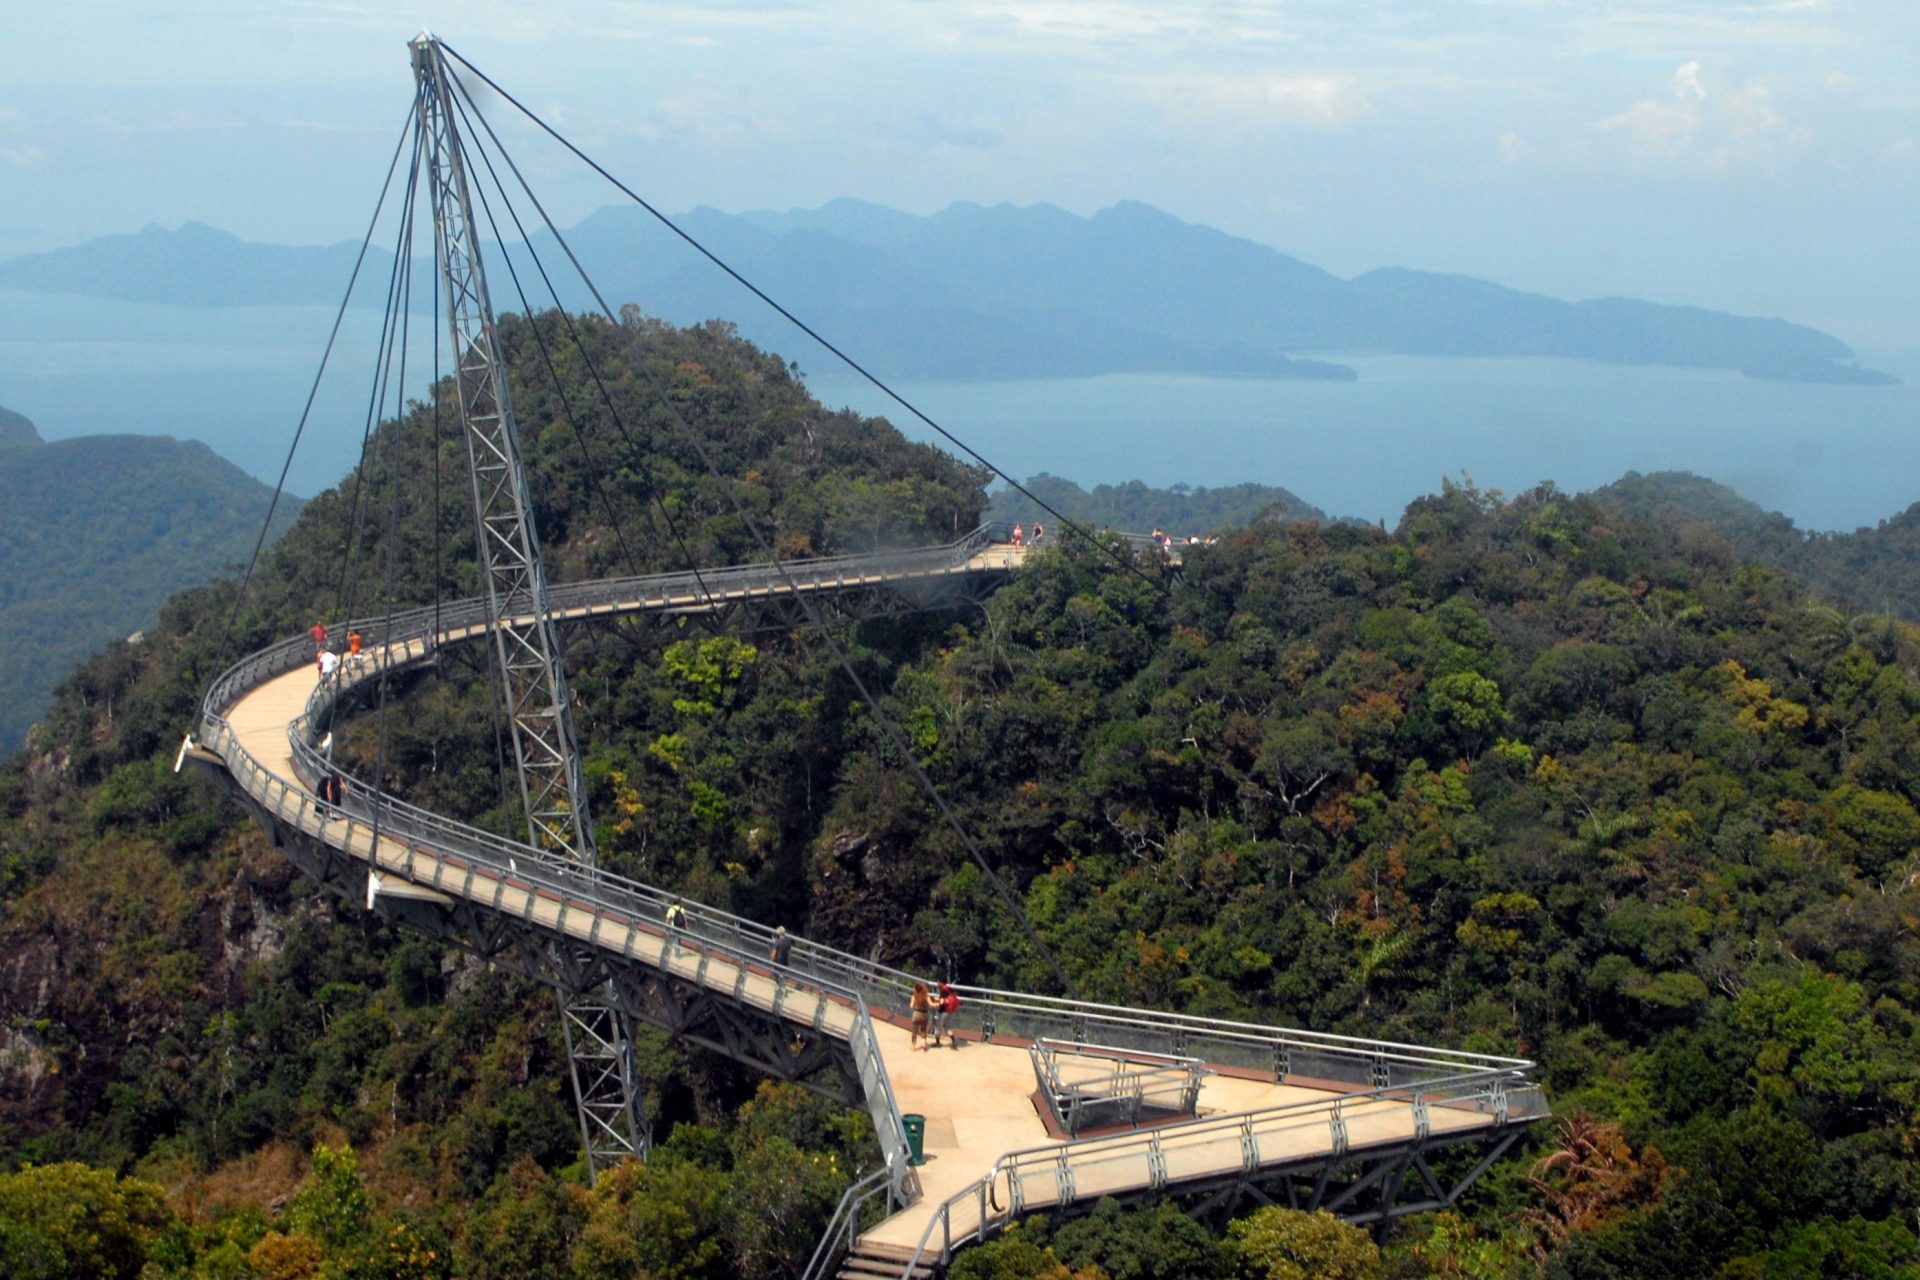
[0,830,306,1143]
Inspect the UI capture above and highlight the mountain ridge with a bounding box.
[0,409,300,752]
[0,201,1890,384]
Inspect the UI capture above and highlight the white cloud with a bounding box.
[1596,60,1798,168]
[1674,58,1707,102]
[91,108,247,137]
[1135,71,1372,128]
[965,1,1229,45]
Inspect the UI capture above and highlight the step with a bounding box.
[840,1244,938,1280]
[839,1260,935,1280]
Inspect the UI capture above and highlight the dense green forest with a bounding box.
[987,474,1326,540]
[0,408,301,753]
[4,312,1920,1279]
[1595,470,1920,626]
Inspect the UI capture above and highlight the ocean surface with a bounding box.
[807,355,1920,533]
[2,288,1915,532]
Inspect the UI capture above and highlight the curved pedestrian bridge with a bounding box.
[190,527,1545,1278]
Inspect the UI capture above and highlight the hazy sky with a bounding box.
[4,1,1916,350]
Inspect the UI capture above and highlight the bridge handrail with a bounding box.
[799,1165,894,1280]
[200,533,1533,1094]
[199,525,1011,720]
[194,525,1542,1239]
[199,656,925,1200]
[901,1071,1549,1276]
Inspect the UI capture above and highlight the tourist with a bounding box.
[910,981,932,1049]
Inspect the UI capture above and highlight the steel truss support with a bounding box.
[410,33,645,1178]
[250,804,866,1110]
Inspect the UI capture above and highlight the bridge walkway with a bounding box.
[196,530,1541,1275]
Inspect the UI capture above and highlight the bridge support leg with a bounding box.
[560,991,648,1178]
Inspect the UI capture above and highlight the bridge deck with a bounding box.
[202,536,1537,1270]
[222,655,1506,1257]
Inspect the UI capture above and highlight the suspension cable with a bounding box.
[325,124,427,747]
[438,40,1159,598]
[212,100,418,669]
[446,76,721,604]
[435,49,1078,995]
[445,89,642,578]
[368,158,422,860]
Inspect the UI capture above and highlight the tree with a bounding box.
[0,1162,174,1280]
[1224,1207,1381,1280]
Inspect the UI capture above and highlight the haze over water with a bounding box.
[808,355,1920,534]
[2,287,1914,533]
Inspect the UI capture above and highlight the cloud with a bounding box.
[91,108,248,137]
[913,114,1005,150]
[1135,71,1373,128]
[1674,59,1707,102]
[1596,60,1799,167]
[965,1,1227,45]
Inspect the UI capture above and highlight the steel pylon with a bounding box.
[411,32,646,1178]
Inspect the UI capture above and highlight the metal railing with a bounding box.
[1030,1039,1210,1136]
[903,1072,1549,1275]
[799,1165,895,1280]
[194,526,1544,1270]
[205,597,1538,1101]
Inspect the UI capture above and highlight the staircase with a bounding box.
[839,1240,938,1280]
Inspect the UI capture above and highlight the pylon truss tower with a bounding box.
[410,32,646,1177]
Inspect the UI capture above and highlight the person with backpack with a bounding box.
[934,981,961,1047]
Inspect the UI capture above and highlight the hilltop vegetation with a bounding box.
[4,314,1920,1279]
[0,410,299,753]
[988,473,1326,536]
[1596,470,1920,624]
[0,405,39,448]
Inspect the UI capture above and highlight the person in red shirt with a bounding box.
[311,622,329,673]
[934,982,961,1047]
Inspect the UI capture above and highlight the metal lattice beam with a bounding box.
[410,32,646,1178]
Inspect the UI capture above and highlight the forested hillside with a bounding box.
[1597,470,1920,625]
[0,415,301,753]
[4,314,1919,1279]
[988,473,1326,538]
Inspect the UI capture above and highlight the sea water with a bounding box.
[2,288,1914,531]
[805,355,1920,533]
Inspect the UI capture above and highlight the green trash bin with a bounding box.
[902,1113,926,1166]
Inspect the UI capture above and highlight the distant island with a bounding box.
[0,201,1892,386]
